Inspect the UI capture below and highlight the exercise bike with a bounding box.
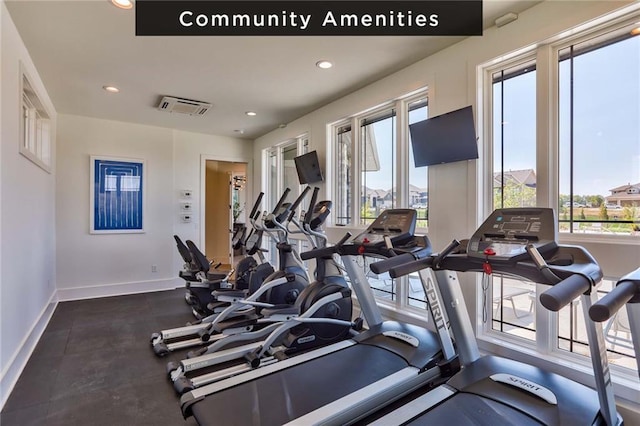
[174,237,234,319]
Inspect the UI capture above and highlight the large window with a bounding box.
[558,29,640,235]
[332,91,429,229]
[331,91,428,310]
[408,99,429,229]
[492,62,537,210]
[482,17,639,377]
[335,124,352,226]
[263,135,309,262]
[360,109,396,225]
[265,135,309,209]
[554,25,638,369]
[490,61,538,341]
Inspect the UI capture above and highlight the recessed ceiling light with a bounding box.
[111,0,133,10]
[103,85,120,93]
[316,60,333,69]
[631,25,640,36]
[245,111,257,116]
[234,129,245,134]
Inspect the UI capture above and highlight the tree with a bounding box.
[360,200,371,222]
[494,180,536,209]
[623,206,638,221]
[586,195,604,207]
[599,203,609,221]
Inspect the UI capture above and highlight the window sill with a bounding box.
[19,148,51,174]
[559,232,640,246]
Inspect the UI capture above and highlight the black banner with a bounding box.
[136,1,483,36]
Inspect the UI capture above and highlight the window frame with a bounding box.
[333,121,353,226]
[329,90,428,230]
[328,89,429,314]
[359,106,397,225]
[555,25,640,238]
[19,62,52,174]
[262,134,309,263]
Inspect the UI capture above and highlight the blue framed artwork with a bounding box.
[90,156,145,233]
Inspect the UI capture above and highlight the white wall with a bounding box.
[172,129,253,274]
[56,115,175,299]
[55,117,253,300]
[0,1,57,407]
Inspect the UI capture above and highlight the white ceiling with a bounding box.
[6,0,541,140]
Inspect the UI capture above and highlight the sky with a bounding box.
[361,106,429,192]
[497,35,640,197]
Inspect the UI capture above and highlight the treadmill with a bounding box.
[590,267,640,379]
[363,207,621,426]
[179,209,459,425]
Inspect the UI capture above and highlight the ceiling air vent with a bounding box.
[157,96,212,116]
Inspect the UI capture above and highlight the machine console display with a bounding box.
[265,203,292,229]
[309,200,332,231]
[352,209,417,247]
[467,208,557,261]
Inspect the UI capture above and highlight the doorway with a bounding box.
[204,160,248,267]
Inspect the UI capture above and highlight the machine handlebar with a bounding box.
[288,186,311,219]
[589,280,637,322]
[539,274,591,312]
[389,257,434,279]
[300,246,335,260]
[272,188,291,215]
[335,232,352,247]
[249,192,264,221]
[370,253,419,275]
[432,239,461,269]
[304,187,320,225]
[382,239,459,278]
[300,232,352,260]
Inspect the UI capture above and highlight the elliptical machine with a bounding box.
[168,188,358,394]
[193,193,276,318]
[150,187,310,356]
[191,186,312,343]
[224,192,274,302]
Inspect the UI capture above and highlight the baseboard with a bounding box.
[0,290,58,410]
[56,277,180,301]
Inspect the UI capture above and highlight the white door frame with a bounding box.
[200,154,253,262]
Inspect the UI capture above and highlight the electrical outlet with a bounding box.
[151,265,157,273]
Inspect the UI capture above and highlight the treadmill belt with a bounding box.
[407,392,544,426]
[191,344,408,426]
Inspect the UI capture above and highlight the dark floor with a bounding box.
[0,289,200,425]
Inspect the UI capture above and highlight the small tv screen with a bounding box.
[409,105,478,167]
[294,150,324,184]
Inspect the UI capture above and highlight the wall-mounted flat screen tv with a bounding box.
[294,150,324,184]
[409,105,478,167]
